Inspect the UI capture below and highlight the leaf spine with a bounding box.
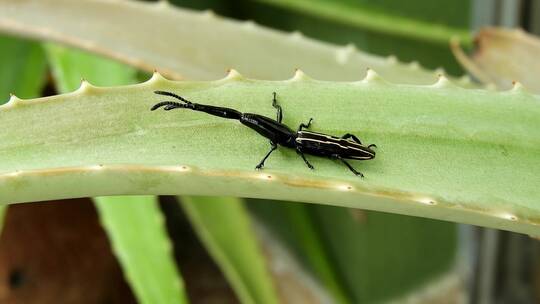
[155,0,170,8]
[224,69,244,81]
[408,61,420,70]
[289,31,304,40]
[1,93,21,109]
[77,78,97,93]
[510,81,528,94]
[146,70,168,84]
[360,68,386,84]
[432,74,456,88]
[336,43,357,65]
[434,67,446,76]
[386,55,398,64]
[290,69,312,82]
[201,9,216,19]
[242,20,256,29]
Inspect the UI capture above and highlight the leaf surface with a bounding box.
[182,196,280,304]
[253,0,472,46]
[1,73,538,236]
[0,0,473,86]
[95,196,188,304]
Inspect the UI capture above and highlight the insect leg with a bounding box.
[151,101,188,111]
[296,148,314,170]
[255,142,278,170]
[154,90,192,103]
[297,118,313,132]
[336,156,364,178]
[341,133,363,144]
[368,144,377,149]
[272,92,283,123]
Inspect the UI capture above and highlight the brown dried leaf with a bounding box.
[452,28,540,92]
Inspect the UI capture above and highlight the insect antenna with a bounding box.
[150,101,186,111]
[154,91,192,104]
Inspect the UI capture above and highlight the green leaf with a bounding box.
[45,43,138,88]
[182,196,279,304]
[0,35,47,103]
[242,0,469,76]
[45,44,188,304]
[249,200,457,303]
[252,0,472,47]
[311,205,456,302]
[1,75,538,236]
[95,196,188,304]
[247,200,350,303]
[0,0,474,85]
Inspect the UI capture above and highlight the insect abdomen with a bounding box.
[296,131,375,160]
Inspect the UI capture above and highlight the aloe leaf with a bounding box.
[0,0,474,86]
[0,35,47,103]
[45,43,138,91]
[244,0,469,77]
[310,204,456,302]
[1,73,538,236]
[249,199,459,303]
[250,215,337,304]
[0,34,47,231]
[95,196,188,304]
[182,196,279,304]
[45,44,188,304]
[252,0,472,47]
[452,28,540,92]
[247,200,350,303]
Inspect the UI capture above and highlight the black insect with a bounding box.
[151,91,377,177]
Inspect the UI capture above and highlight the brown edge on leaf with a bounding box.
[2,164,540,237]
[450,36,494,86]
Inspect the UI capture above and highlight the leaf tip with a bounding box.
[336,43,357,65]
